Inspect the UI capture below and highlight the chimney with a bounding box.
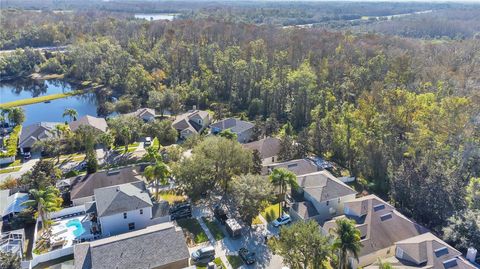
[466,247,477,263]
[192,105,197,111]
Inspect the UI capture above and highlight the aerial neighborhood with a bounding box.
[0,103,478,269]
[1,1,480,269]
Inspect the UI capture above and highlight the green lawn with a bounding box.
[261,203,281,222]
[196,257,225,269]
[177,218,208,245]
[226,255,244,269]
[0,90,83,109]
[159,191,187,204]
[114,142,140,154]
[202,217,225,241]
[0,166,21,174]
[0,159,21,169]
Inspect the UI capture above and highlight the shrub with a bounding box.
[0,125,21,158]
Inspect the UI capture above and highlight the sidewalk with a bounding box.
[197,216,233,269]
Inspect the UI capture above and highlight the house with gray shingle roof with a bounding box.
[211,118,255,143]
[69,115,108,133]
[172,110,210,139]
[74,222,189,269]
[18,122,61,153]
[125,108,156,122]
[289,170,357,223]
[93,181,154,236]
[244,137,281,164]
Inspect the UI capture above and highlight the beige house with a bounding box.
[244,137,281,165]
[69,115,108,133]
[289,171,357,223]
[365,232,476,269]
[322,195,429,268]
[172,110,210,139]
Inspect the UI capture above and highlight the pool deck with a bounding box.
[50,215,93,248]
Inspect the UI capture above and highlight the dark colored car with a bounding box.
[23,151,31,160]
[170,202,192,220]
[213,205,228,224]
[169,202,191,214]
[238,247,256,265]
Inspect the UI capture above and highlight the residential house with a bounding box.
[210,118,254,143]
[322,195,429,268]
[0,189,28,222]
[69,115,108,133]
[172,110,210,139]
[289,171,357,223]
[0,229,25,258]
[244,137,281,165]
[125,108,156,122]
[69,166,146,206]
[262,158,322,176]
[74,222,190,269]
[94,181,153,236]
[364,232,477,269]
[18,122,61,153]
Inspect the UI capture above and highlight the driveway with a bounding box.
[192,205,285,269]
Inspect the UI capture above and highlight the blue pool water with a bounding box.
[66,219,86,237]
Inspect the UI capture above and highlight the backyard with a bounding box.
[253,202,281,224]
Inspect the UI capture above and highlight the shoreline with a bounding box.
[0,90,84,109]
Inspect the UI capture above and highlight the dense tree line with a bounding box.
[1,10,479,248]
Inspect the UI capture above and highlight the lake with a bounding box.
[0,79,99,125]
[134,13,179,21]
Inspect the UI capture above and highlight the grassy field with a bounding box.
[226,255,244,269]
[202,217,225,241]
[114,142,140,154]
[0,166,21,174]
[0,90,83,109]
[196,257,225,269]
[177,218,208,245]
[159,191,187,204]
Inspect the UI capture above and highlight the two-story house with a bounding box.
[172,110,210,139]
[289,170,357,223]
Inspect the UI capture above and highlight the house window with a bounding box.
[128,222,135,230]
[326,201,330,206]
[272,157,275,162]
[140,209,143,215]
[123,213,127,219]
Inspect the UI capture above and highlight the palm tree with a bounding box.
[62,108,78,122]
[144,161,170,200]
[22,186,63,231]
[332,218,362,269]
[269,168,298,215]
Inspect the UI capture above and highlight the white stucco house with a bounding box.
[92,181,170,237]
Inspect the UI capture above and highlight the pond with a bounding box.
[0,79,99,126]
[134,13,179,21]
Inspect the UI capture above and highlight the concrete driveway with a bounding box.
[192,205,285,269]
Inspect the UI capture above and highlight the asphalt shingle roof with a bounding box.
[69,115,108,133]
[262,158,320,176]
[94,181,152,218]
[244,137,281,159]
[210,118,254,134]
[19,122,61,148]
[297,171,357,202]
[74,223,189,269]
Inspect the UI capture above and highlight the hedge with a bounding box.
[0,125,21,158]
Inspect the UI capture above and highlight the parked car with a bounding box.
[76,161,87,171]
[23,151,31,160]
[238,247,256,265]
[170,202,192,220]
[272,214,291,227]
[169,202,191,214]
[144,137,152,146]
[171,209,192,220]
[191,246,215,262]
[214,205,229,224]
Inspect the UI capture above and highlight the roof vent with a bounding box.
[443,258,457,269]
[373,204,385,212]
[435,246,449,257]
[380,213,392,221]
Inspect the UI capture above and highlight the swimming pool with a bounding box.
[66,219,86,237]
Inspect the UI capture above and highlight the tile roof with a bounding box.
[297,171,357,202]
[244,137,281,159]
[19,122,61,148]
[70,167,145,201]
[69,115,108,133]
[74,222,189,269]
[210,118,254,134]
[94,181,152,218]
[323,195,428,259]
[263,158,320,176]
